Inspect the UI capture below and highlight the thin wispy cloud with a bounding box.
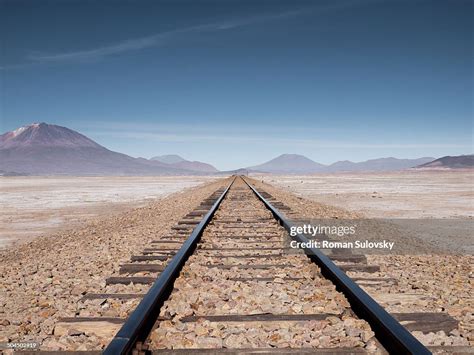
[29,24,208,63]
[88,129,471,150]
[27,8,306,64]
[6,0,371,68]
[77,120,344,136]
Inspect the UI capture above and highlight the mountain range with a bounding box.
[151,154,218,173]
[0,123,470,175]
[0,123,217,175]
[247,154,435,174]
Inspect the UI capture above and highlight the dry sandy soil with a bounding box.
[257,170,473,219]
[0,175,472,351]
[257,171,474,254]
[0,176,216,248]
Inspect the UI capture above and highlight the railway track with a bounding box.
[37,176,464,354]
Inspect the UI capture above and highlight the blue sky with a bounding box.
[1,0,472,170]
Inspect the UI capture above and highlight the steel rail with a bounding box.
[242,177,431,355]
[104,177,236,355]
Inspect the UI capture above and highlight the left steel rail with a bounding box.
[104,177,236,355]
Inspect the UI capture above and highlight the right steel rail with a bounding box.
[243,177,431,355]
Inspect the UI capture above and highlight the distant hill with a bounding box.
[327,157,434,172]
[247,154,326,174]
[0,122,101,149]
[247,154,435,174]
[0,123,216,175]
[151,154,186,164]
[216,168,253,176]
[416,155,474,169]
[151,154,218,173]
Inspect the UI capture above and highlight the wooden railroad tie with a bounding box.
[81,293,145,300]
[106,276,156,285]
[54,312,458,335]
[119,263,165,274]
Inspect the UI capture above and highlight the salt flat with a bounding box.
[258,171,474,254]
[0,176,217,248]
[258,170,473,219]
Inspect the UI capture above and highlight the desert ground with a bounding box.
[0,174,472,351]
[1,171,472,252]
[0,176,217,248]
[257,170,474,254]
[257,170,473,219]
